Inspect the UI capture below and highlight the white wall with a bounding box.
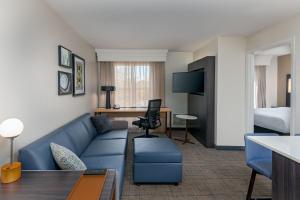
[266,57,278,107]
[193,39,218,60]
[216,37,247,146]
[165,52,193,127]
[0,0,98,164]
[247,14,300,134]
[254,55,273,66]
[193,36,246,146]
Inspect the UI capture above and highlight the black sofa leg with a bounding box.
[246,170,257,200]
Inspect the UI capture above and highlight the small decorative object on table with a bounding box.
[58,71,72,95]
[0,118,24,183]
[175,114,197,144]
[58,45,72,68]
[72,54,85,96]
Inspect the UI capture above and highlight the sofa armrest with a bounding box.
[112,120,128,130]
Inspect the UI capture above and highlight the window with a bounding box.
[99,61,165,108]
[114,63,151,107]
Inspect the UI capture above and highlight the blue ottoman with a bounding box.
[133,138,182,184]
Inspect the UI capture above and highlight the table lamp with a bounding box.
[101,86,115,109]
[0,118,23,183]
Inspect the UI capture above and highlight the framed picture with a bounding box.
[58,45,72,68]
[72,54,85,96]
[58,71,72,95]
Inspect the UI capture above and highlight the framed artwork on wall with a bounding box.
[72,54,85,96]
[58,71,72,95]
[58,45,72,68]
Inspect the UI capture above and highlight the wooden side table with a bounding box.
[174,114,197,144]
[0,170,116,200]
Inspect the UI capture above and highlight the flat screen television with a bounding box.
[172,69,204,94]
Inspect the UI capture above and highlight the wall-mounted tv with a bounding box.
[172,69,204,94]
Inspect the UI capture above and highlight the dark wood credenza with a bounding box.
[0,170,116,200]
[188,56,215,148]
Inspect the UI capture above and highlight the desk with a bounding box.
[248,136,300,200]
[0,170,116,200]
[95,107,172,138]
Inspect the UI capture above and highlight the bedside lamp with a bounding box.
[0,118,23,183]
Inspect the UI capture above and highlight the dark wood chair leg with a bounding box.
[246,170,257,200]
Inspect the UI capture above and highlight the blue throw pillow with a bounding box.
[91,114,113,134]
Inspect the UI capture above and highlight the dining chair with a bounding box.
[244,133,278,200]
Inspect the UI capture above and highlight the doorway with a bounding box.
[246,39,296,135]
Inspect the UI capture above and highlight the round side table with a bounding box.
[175,114,197,144]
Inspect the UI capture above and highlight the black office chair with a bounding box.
[132,99,162,138]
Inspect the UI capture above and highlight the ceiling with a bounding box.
[45,0,300,51]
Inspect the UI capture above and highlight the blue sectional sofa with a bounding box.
[18,113,128,199]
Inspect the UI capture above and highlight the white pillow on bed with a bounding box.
[50,143,87,170]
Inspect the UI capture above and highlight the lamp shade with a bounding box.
[0,118,24,138]
[101,86,115,91]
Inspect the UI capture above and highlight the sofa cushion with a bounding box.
[134,138,182,163]
[81,114,98,139]
[91,114,113,134]
[81,139,127,157]
[81,155,125,199]
[94,130,128,140]
[50,143,87,170]
[64,121,91,155]
[19,130,76,170]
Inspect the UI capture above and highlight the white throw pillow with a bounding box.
[50,143,87,170]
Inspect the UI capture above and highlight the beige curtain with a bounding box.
[150,62,165,106]
[255,65,266,108]
[99,61,165,108]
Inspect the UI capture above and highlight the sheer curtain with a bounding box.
[99,61,165,107]
[254,65,266,108]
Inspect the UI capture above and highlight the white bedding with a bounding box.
[254,107,290,133]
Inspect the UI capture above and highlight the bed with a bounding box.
[254,107,290,134]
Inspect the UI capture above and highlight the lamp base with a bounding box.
[1,162,21,184]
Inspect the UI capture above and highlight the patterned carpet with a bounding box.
[122,131,271,200]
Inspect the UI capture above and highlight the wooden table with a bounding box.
[0,170,116,200]
[248,136,300,200]
[95,107,172,138]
